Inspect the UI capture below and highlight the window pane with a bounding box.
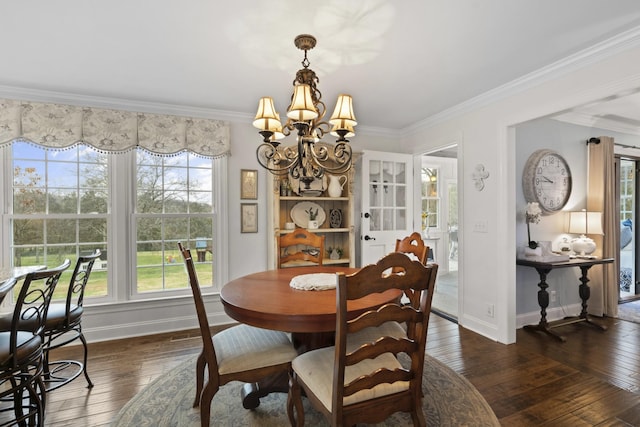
[47,219,77,244]
[49,189,78,214]
[135,150,214,293]
[10,143,109,298]
[48,162,78,188]
[13,219,44,246]
[395,162,406,184]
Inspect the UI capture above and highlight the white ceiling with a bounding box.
[2,1,640,133]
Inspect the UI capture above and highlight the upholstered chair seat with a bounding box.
[214,323,297,375]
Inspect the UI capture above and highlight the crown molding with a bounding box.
[552,111,640,136]
[402,24,640,137]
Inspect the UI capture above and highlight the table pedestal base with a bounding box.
[240,371,289,409]
[239,331,334,408]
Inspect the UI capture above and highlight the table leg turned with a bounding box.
[523,267,567,342]
[575,265,607,331]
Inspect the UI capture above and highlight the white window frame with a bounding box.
[0,143,228,306]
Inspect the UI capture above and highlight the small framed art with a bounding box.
[241,169,258,200]
[241,203,258,233]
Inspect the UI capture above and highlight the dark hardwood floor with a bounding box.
[35,315,640,426]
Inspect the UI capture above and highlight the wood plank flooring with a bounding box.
[32,315,640,426]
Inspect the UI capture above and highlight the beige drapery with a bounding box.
[0,98,230,158]
[587,136,617,317]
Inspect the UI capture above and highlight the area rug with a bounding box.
[111,354,499,427]
[618,300,640,324]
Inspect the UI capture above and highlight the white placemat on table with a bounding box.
[289,273,336,291]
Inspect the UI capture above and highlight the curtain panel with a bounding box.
[0,98,230,158]
[587,136,617,317]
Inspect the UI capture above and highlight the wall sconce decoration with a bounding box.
[472,164,489,191]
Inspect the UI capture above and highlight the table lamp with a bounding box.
[568,210,603,257]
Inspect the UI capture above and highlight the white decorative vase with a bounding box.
[330,249,340,260]
[308,220,318,230]
[571,235,596,256]
[327,175,347,198]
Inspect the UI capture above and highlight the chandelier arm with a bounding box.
[302,141,352,174]
[256,143,301,175]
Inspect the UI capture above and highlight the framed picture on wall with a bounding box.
[241,203,258,233]
[241,169,258,200]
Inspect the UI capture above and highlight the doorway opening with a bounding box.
[617,157,640,303]
[420,146,458,321]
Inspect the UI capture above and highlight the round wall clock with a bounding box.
[522,149,572,214]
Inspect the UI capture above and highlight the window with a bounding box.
[3,143,222,303]
[10,142,108,299]
[135,150,214,294]
[421,167,439,230]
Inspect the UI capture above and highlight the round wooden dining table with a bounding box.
[220,265,403,408]
[221,265,402,351]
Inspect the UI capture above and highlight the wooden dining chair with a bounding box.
[41,249,101,391]
[178,243,297,427]
[287,252,438,426]
[396,231,429,265]
[279,228,325,268]
[0,260,70,426]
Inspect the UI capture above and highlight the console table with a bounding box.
[517,257,614,342]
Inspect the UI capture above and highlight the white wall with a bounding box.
[402,41,640,344]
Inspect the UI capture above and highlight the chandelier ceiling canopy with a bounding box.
[252,34,357,190]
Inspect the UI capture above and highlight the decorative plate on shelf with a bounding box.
[329,208,343,228]
[290,202,326,228]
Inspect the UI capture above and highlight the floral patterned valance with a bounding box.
[0,98,230,158]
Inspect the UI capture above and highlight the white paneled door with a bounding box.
[360,150,414,266]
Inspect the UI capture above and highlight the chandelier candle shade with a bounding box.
[252,34,356,190]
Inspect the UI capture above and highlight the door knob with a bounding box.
[364,235,376,241]
[363,212,370,218]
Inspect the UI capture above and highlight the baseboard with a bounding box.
[516,303,582,329]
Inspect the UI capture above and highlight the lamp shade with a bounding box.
[568,211,604,235]
[329,94,357,128]
[253,97,281,131]
[287,84,318,121]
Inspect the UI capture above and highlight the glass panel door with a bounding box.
[619,158,639,301]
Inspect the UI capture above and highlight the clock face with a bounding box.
[522,149,572,214]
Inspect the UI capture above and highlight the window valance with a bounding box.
[0,98,230,158]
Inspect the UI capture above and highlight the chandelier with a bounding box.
[252,34,357,190]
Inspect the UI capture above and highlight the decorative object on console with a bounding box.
[252,34,356,190]
[522,149,572,214]
[525,202,542,249]
[516,240,570,262]
[568,210,603,257]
